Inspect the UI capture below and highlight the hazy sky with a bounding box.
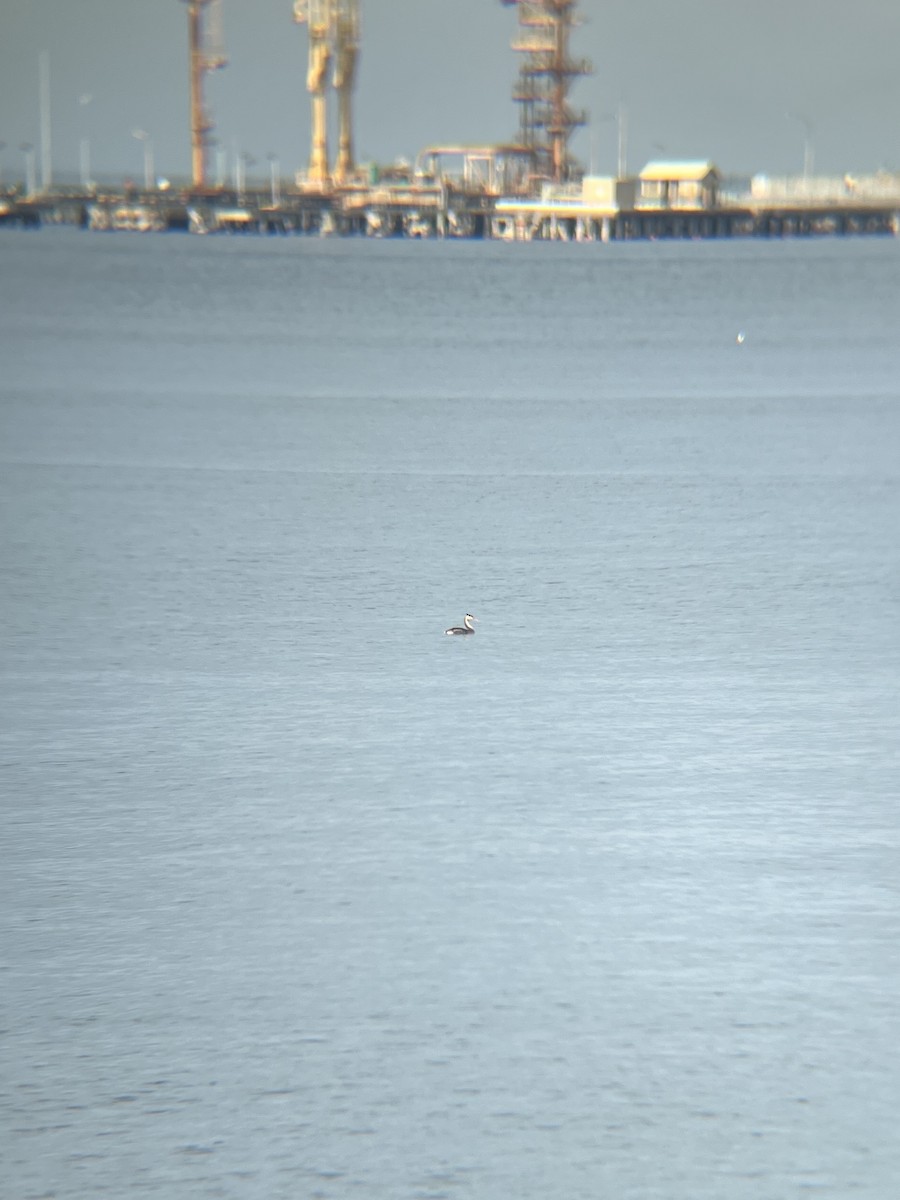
[2,0,898,183]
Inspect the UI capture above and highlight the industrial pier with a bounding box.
[3,0,899,241]
[5,166,899,241]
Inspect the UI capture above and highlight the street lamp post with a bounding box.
[268,153,281,206]
[78,93,92,189]
[590,113,611,176]
[591,105,627,179]
[232,140,241,193]
[19,142,36,196]
[235,152,255,202]
[132,129,154,190]
[616,102,628,180]
[39,50,52,191]
[787,112,814,184]
[235,150,244,200]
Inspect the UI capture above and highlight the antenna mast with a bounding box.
[185,0,227,189]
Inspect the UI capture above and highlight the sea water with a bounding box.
[2,228,899,1199]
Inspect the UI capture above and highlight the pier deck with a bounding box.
[3,184,898,241]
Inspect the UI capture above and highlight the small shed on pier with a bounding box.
[636,161,721,210]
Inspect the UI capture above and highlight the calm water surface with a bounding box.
[2,229,899,1199]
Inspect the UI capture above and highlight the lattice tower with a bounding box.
[184,0,227,189]
[501,0,591,184]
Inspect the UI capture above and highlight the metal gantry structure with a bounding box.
[177,0,588,198]
[184,0,227,189]
[293,0,360,187]
[502,0,591,184]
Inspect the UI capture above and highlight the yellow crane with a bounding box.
[294,0,360,187]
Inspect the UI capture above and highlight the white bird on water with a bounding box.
[445,613,477,636]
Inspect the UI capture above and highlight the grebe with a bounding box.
[445,613,477,636]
